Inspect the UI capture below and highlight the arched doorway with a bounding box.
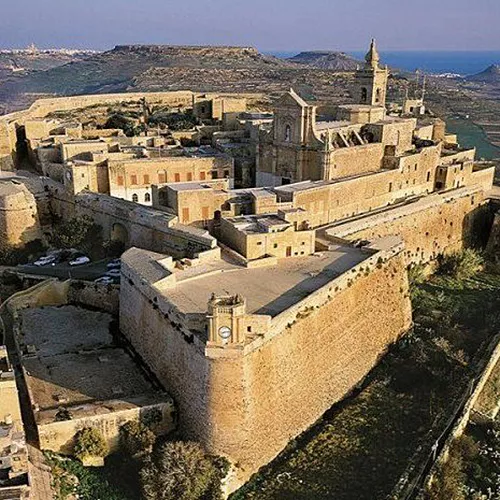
[111,223,129,245]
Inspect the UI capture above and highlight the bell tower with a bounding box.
[207,294,247,346]
[354,39,389,107]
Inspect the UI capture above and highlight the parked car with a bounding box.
[94,276,114,285]
[33,255,57,267]
[106,259,121,270]
[69,256,90,266]
[105,269,121,278]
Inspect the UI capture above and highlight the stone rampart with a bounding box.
[119,240,412,488]
[328,187,490,265]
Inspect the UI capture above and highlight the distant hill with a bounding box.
[1,45,292,97]
[288,51,361,71]
[466,64,500,83]
[0,45,360,113]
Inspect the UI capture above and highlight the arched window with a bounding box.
[285,124,292,142]
[361,87,368,103]
[132,193,138,203]
[144,193,151,203]
[375,88,381,104]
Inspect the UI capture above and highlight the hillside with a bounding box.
[0,45,291,100]
[288,51,361,71]
[466,64,500,83]
[0,45,357,113]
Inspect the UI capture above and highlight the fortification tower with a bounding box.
[207,294,247,346]
[354,39,389,107]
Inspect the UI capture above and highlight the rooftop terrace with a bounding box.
[165,245,368,317]
[19,306,169,424]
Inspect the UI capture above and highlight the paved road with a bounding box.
[14,259,113,282]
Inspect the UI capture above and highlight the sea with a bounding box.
[266,50,500,159]
[267,50,500,76]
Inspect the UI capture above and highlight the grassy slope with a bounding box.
[233,272,500,500]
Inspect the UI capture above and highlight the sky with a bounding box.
[1,0,499,52]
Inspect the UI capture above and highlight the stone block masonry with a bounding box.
[119,239,412,488]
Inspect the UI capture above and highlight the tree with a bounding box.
[120,421,155,458]
[74,427,108,461]
[140,441,229,500]
[51,216,97,250]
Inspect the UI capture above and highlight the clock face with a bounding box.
[219,326,231,340]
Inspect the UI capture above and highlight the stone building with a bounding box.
[0,346,30,499]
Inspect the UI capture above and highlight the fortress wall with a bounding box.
[327,143,384,180]
[331,189,488,265]
[119,267,212,443]
[0,184,43,248]
[120,243,412,488]
[226,251,410,480]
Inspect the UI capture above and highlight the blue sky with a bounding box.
[1,0,499,51]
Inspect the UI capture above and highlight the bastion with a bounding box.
[0,179,43,248]
[119,237,412,487]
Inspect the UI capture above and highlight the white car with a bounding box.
[105,269,121,278]
[106,259,121,270]
[94,276,114,285]
[33,256,56,267]
[69,256,90,266]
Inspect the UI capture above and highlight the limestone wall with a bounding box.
[0,182,43,248]
[325,143,384,181]
[330,188,489,265]
[36,399,175,455]
[119,243,412,487]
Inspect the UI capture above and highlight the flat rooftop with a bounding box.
[166,245,368,317]
[20,306,166,422]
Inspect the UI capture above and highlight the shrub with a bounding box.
[437,249,484,281]
[120,421,155,458]
[140,441,229,500]
[74,428,108,461]
[51,215,97,250]
[408,263,427,286]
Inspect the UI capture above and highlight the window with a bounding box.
[247,326,252,333]
[257,242,262,246]
[224,170,230,178]
[426,171,431,182]
[200,172,206,181]
[389,182,393,192]
[285,124,292,142]
[187,172,193,182]
[361,87,368,103]
[375,88,381,104]
[174,173,181,182]
[211,171,218,179]
[132,193,138,203]
[131,175,138,185]
[273,243,278,249]
[158,172,166,184]
[145,193,151,203]
[143,174,150,184]
[182,207,190,223]
[117,176,124,186]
